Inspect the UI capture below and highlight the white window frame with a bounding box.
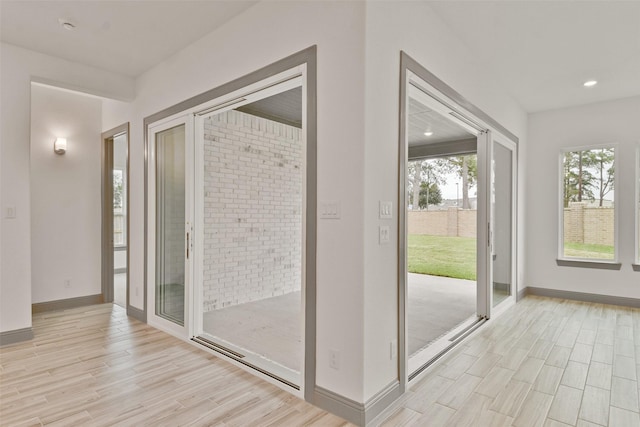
[558,143,619,264]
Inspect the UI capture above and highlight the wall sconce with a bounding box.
[54,137,67,155]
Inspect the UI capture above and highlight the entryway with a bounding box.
[400,53,518,383]
[102,123,129,309]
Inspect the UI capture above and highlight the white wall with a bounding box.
[363,1,528,399]
[527,96,640,296]
[0,42,134,334]
[30,84,102,303]
[101,0,368,402]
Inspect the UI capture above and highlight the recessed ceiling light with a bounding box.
[424,131,434,137]
[583,80,598,88]
[58,18,76,31]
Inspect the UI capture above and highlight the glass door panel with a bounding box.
[491,138,516,308]
[155,124,186,325]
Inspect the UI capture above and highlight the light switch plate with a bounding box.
[320,201,341,219]
[379,201,392,219]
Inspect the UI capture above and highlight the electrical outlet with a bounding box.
[390,339,398,360]
[379,226,390,244]
[64,279,71,288]
[329,349,340,370]
[5,205,16,219]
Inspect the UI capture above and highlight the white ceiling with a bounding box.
[0,0,257,77]
[429,1,640,112]
[2,1,638,112]
[408,97,474,146]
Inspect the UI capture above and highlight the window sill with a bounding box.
[556,259,622,270]
[633,264,640,272]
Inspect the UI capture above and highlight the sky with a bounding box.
[414,158,477,201]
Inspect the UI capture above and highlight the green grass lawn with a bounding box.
[408,235,477,281]
[564,242,614,260]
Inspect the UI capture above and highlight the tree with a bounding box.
[408,161,422,211]
[585,148,615,207]
[419,182,442,208]
[563,150,596,207]
[408,159,449,210]
[113,170,124,210]
[446,156,477,209]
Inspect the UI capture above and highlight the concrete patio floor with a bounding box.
[407,273,475,356]
[201,273,478,372]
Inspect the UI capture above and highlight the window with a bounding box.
[560,146,616,261]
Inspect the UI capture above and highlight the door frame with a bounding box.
[398,52,519,391]
[101,122,130,307]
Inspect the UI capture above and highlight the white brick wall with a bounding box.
[202,110,302,312]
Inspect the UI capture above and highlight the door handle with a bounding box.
[186,232,190,259]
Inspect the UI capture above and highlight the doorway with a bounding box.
[145,49,317,395]
[192,80,305,388]
[399,53,518,383]
[102,123,130,308]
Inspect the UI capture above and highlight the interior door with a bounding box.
[147,116,193,338]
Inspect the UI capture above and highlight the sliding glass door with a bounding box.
[404,80,486,377]
[402,68,517,381]
[145,53,315,395]
[146,67,308,388]
[191,75,306,388]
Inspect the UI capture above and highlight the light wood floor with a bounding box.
[0,304,350,426]
[377,295,640,427]
[3,296,640,426]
